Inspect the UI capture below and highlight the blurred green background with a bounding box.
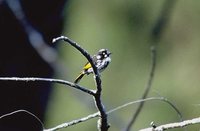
[45,0,200,130]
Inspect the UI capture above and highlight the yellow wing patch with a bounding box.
[83,62,92,70]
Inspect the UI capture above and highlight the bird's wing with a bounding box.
[83,62,92,70]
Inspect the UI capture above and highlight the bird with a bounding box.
[74,49,112,84]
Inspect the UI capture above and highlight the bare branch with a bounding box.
[53,36,109,130]
[0,77,95,95]
[126,1,177,130]
[52,36,102,90]
[44,97,182,131]
[44,112,100,131]
[0,110,44,129]
[125,46,157,131]
[107,97,182,121]
[139,117,200,131]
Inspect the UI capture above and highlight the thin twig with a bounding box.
[139,117,200,131]
[125,46,156,131]
[53,36,109,130]
[44,97,182,131]
[44,112,100,131]
[107,97,182,121]
[125,1,177,130]
[0,109,45,129]
[0,77,95,95]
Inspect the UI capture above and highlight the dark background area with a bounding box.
[0,0,66,130]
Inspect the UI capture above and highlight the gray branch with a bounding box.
[44,112,100,131]
[44,97,182,131]
[139,117,200,131]
[0,77,95,95]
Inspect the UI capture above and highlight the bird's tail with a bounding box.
[74,71,85,84]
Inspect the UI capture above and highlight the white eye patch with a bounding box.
[97,55,101,59]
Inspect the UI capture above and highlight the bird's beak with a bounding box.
[108,52,112,55]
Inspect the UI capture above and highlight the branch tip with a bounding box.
[52,36,68,43]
